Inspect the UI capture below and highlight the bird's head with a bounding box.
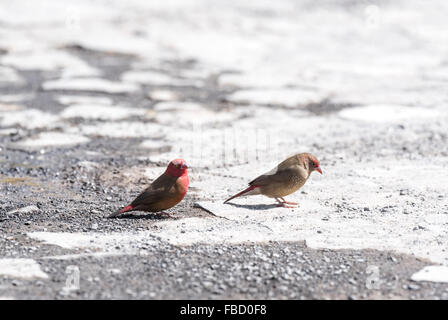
[301,153,322,175]
[166,158,189,177]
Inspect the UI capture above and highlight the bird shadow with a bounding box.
[113,212,178,220]
[224,202,280,211]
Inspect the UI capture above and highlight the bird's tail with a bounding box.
[107,205,134,218]
[223,185,260,204]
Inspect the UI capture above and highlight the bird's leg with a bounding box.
[156,211,172,217]
[275,198,296,208]
[280,197,298,206]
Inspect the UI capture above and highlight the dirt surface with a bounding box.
[1,0,448,299]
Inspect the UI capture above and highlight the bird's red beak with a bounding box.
[315,166,322,174]
[181,163,188,169]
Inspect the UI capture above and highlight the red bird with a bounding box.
[108,159,189,218]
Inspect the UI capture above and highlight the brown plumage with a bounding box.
[108,159,189,218]
[224,153,322,207]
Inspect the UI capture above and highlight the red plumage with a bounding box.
[119,205,134,214]
[108,159,189,218]
[223,185,260,204]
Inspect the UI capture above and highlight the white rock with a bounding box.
[218,72,296,88]
[0,94,31,103]
[411,266,448,283]
[108,268,121,275]
[153,102,204,112]
[228,88,325,107]
[7,205,40,215]
[42,78,139,94]
[15,132,90,148]
[148,89,179,102]
[122,70,193,86]
[140,140,167,149]
[0,259,49,279]
[153,102,236,126]
[61,104,146,120]
[339,105,440,123]
[0,103,23,112]
[42,252,132,260]
[0,109,59,129]
[0,128,19,136]
[1,50,99,77]
[77,161,100,171]
[68,121,165,138]
[28,231,158,254]
[0,66,24,86]
[56,95,113,106]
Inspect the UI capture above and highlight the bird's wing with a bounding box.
[249,166,299,186]
[130,174,178,206]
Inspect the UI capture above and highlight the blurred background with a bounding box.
[1,0,447,164]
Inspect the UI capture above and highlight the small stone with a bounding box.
[388,256,397,262]
[7,205,40,215]
[407,284,420,291]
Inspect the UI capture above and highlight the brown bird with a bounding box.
[224,153,322,207]
[108,159,189,218]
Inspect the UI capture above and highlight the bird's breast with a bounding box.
[176,174,189,196]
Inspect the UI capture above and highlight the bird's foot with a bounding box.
[154,211,180,220]
[275,198,298,208]
[277,203,297,208]
[280,198,298,205]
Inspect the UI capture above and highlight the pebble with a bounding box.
[407,284,420,291]
[7,205,40,215]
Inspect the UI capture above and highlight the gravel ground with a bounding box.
[1,0,448,299]
[1,237,447,300]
